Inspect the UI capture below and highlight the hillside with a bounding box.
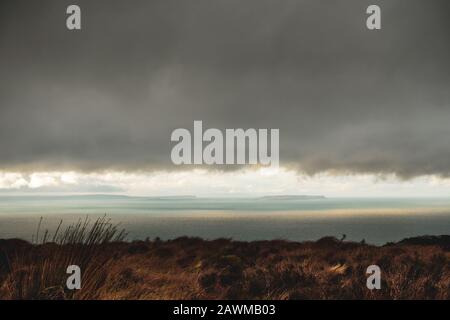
[0,235,449,299]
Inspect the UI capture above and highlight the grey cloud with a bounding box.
[1,0,450,177]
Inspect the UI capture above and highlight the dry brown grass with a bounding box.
[0,216,126,299]
[0,229,449,300]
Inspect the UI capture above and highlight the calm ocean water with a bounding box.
[0,196,450,245]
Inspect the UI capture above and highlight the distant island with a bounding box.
[258,195,326,200]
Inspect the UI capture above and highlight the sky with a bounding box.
[1,0,450,197]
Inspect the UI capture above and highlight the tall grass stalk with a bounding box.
[1,215,127,299]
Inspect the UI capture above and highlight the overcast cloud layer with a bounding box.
[1,0,450,177]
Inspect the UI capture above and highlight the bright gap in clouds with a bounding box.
[1,168,450,197]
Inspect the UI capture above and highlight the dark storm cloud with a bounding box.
[1,0,450,177]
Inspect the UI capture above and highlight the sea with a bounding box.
[0,195,449,245]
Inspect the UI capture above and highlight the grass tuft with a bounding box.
[0,216,127,299]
